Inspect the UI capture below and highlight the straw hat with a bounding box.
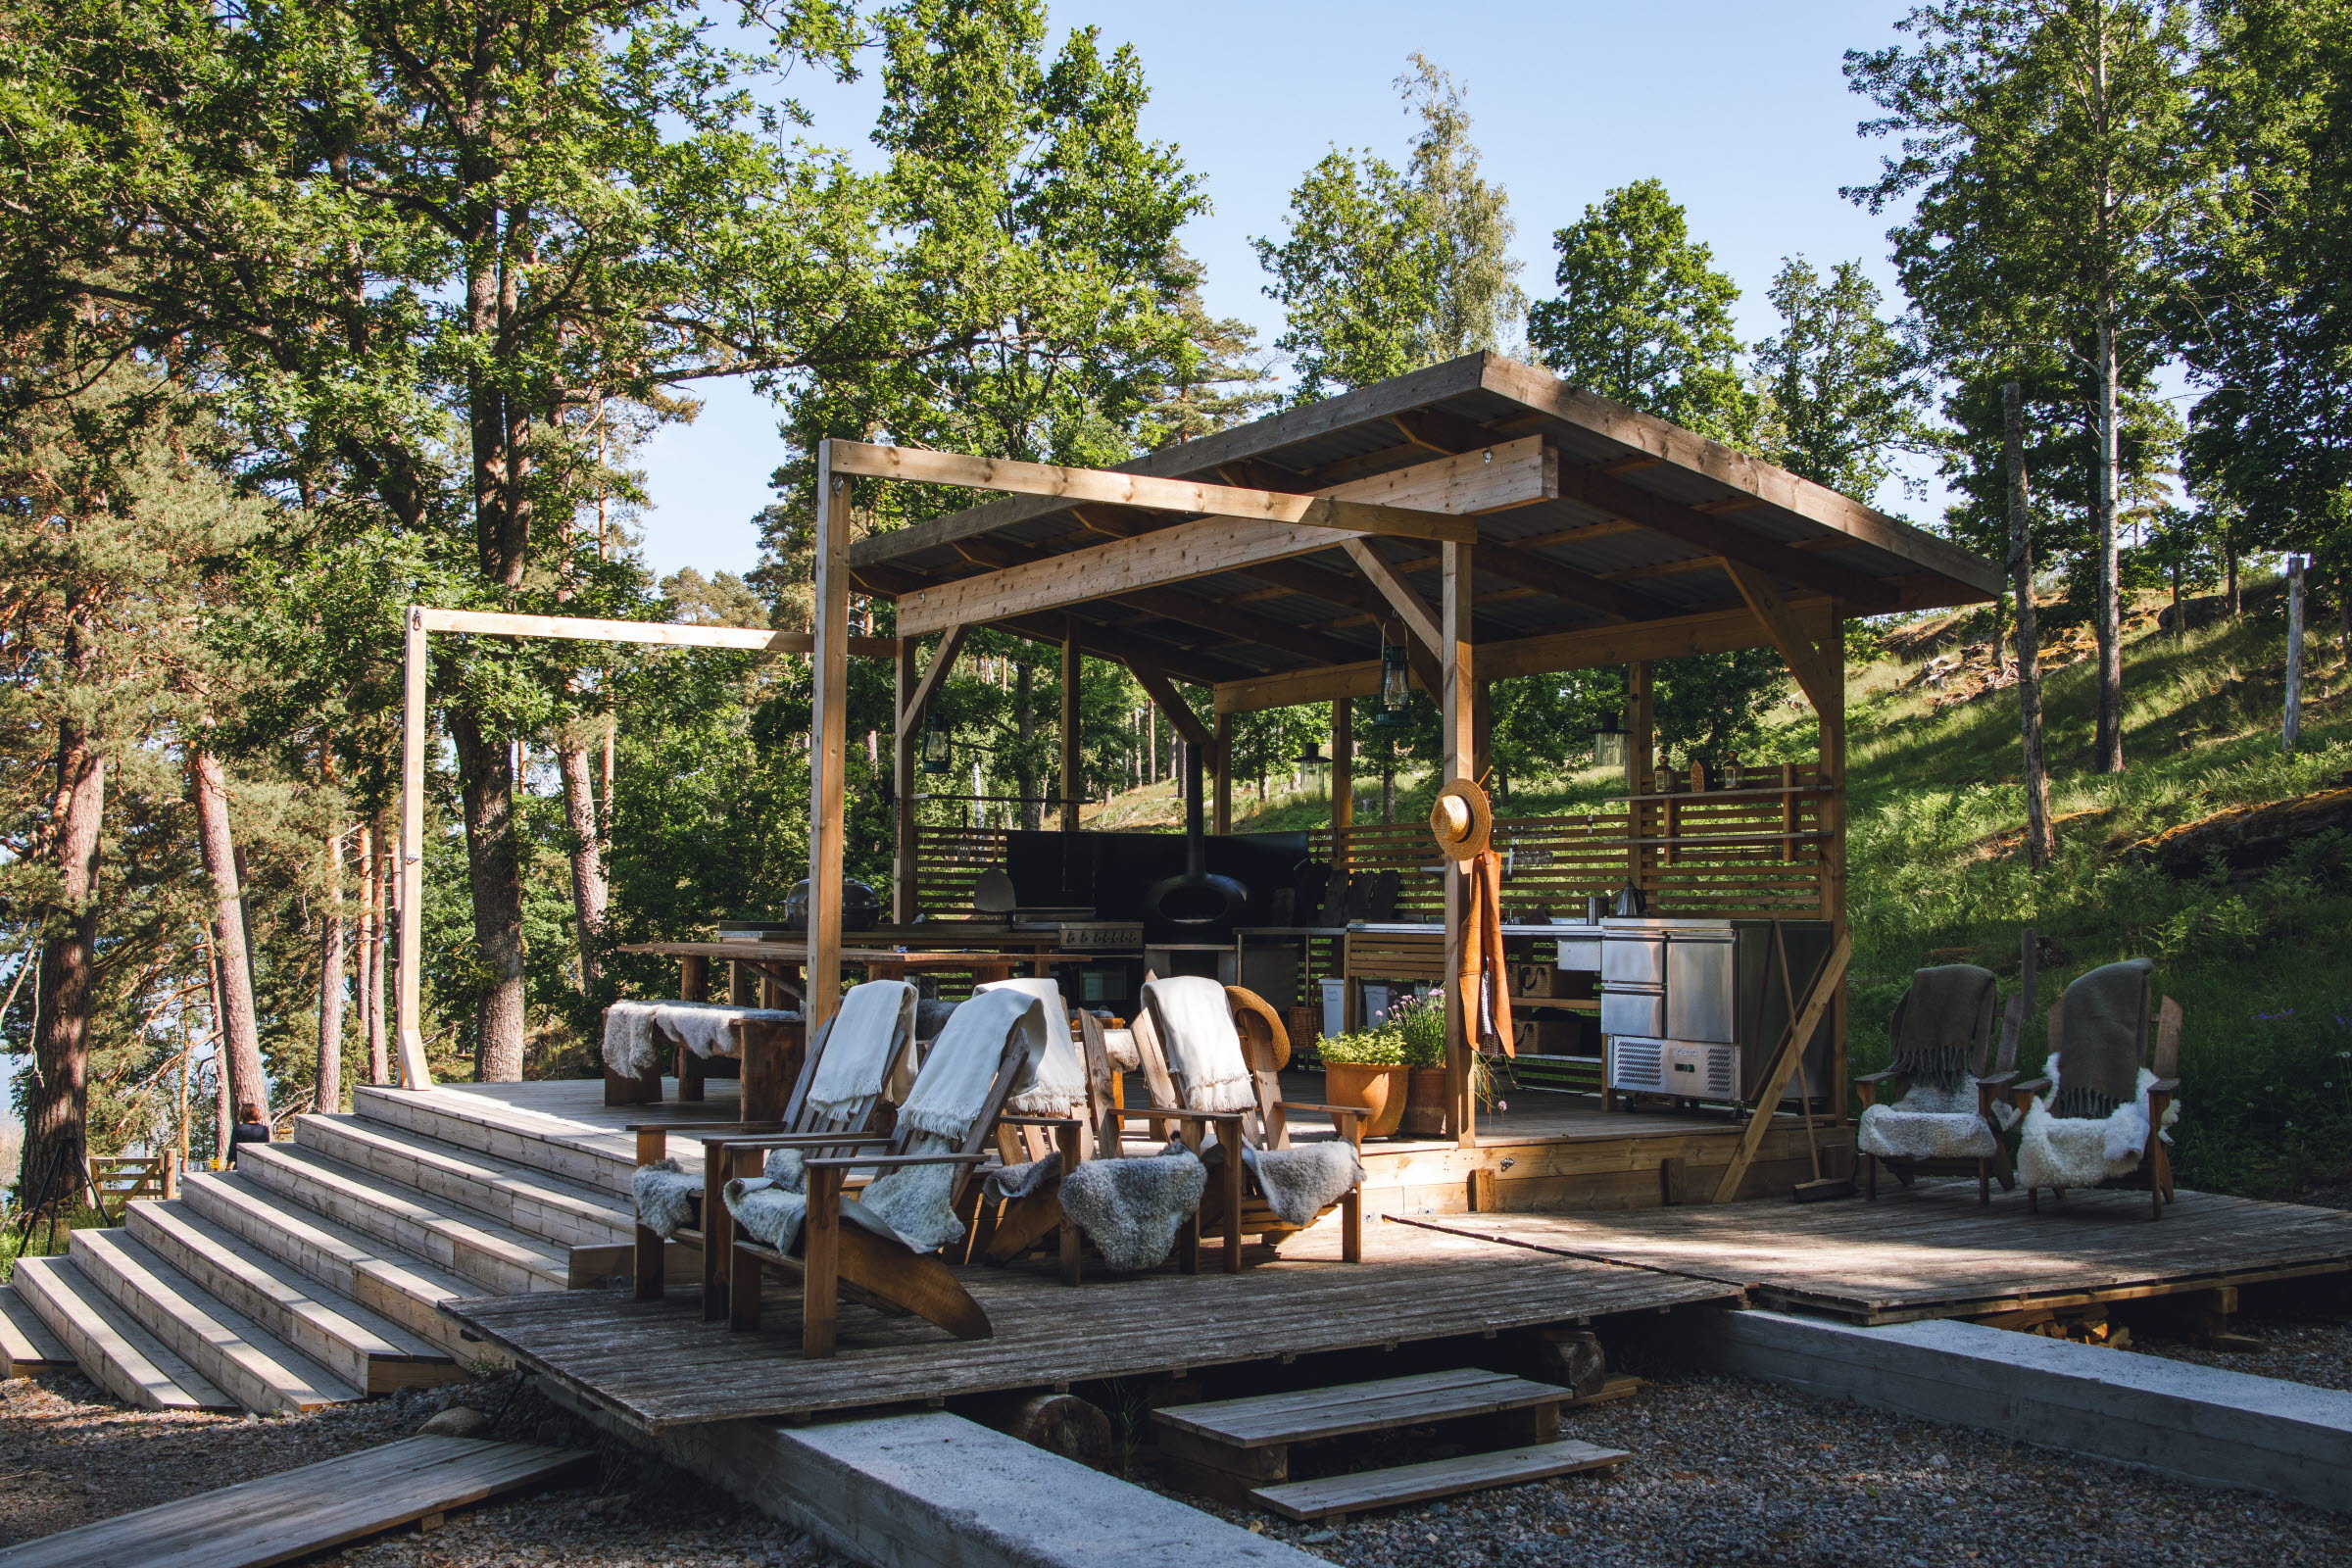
[1225,985,1292,1071]
[1429,777,1492,861]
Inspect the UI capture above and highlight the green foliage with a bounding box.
[1385,991,1449,1069]
[1253,54,1523,399]
[1316,1025,1410,1067]
[1752,258,1926,503]
[1526,177,1755,443]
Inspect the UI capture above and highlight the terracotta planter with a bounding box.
[1398,1066,1450,1138]
[1322,1062,1409,1140]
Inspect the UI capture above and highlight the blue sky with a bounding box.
[635,1,1929,582]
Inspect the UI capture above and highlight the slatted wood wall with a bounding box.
[912,825,1011,916]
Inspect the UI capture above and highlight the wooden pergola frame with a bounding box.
[392,605,897,1089]
[808,355,2002,1150]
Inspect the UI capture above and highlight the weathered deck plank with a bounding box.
[1396,1181,2352,1322]
[440,1224,1737,1433]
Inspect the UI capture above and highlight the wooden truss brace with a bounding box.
[1130,662,1212,749]
[1341,540,1446,697]
[396,605,898,1092]
[1725,562,1840,715]
[1711,929,1852,1202]
[895,625,969,738]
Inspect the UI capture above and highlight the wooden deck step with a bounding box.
[1248,1441,1629,1523]
[0,1284,74,1376]
[1157,1368,1577,1449]
[122,1200,464,1395]
[234,1143,570,1296]
[353,1084,638,1197]
[179,1172,497,1358]
[68,1229,362,1415]
[9,1256,236,1412]
[0,1435,588,1568]
[294,1114,632,1248]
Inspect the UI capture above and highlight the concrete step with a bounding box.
[235,1142,570,1296]
[179,1171,499,1359]
[295,1114,631,1248]
[1248,1441,1629,1522]
[353,1084,637,1197]
[10,1255,236,1412]
[123,1199,464,1396]
[69,1228,362,1415]
[0,1282,75,1375]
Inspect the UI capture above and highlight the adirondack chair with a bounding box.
[1853,963,2022,1203]
[2010,956,2183,1219]
[1138,976,1368,1274]
[626,979,917,1319]
[721,987,1052,1357]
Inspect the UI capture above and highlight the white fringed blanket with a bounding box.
[1143,976,1257,1113]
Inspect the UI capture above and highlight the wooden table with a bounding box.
[607,942,1090,1115]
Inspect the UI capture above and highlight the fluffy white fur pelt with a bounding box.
[1244,1141,1363,1227]
[848,1150,971,1253]
[2018,1057,2178,1190]
[631,1157,701,1239]
[603,1000,799,1074]
[1857,1082,2001,1162]
[1144,975,1259,1113]
[722,1148,810,1252]
[985,1152,1062,1202]
[1059,1144,1208,1271]
[604,1002,662,1076]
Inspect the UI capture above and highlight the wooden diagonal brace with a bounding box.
[1130,662,1212,749]
[1726,562,1840,716]
[894,625,970,739]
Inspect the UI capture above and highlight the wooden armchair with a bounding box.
[1853,963,2021,1203]
[1139,977,1368,1274]
[626,981,915,1318]
[721,988,1051,1357]
[2010,957,2182,1219]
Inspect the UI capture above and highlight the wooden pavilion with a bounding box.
[797,351,2003,1197]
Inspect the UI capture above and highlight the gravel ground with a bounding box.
[2127,1310,2352,1392]
[1141,1368,2352,1568]
[0,1369,848,1567]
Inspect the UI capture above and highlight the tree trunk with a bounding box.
[2225,533,2240,617]
[449,710,529,1081]
[2005,384,2057,869]
[317,828,346,1113]
[2092,321,2124,773]
[1014,662,1039,831]
[190,749,270,1117]
[19,711,106,1221]
[557,741,609,990]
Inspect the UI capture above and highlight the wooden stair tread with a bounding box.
[352,1085,639,1195]
[0,1284,74,1372]
[183,1173,485,1308]
[0,1435,587,1568]
[69,1230,363,1414]
[9,1257,236,1413]
[1154,1368,1575,1447]
[235,1144,570,1284]
[292,1116,630,1243]
[1247,1441,1630,1521]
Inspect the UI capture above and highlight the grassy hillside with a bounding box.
[1221,590,2352,1200]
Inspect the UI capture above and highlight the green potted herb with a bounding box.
[1316,1023,1410,1139]
[1390,991,1451,1136]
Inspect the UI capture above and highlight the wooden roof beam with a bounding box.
[852,562,1249,686]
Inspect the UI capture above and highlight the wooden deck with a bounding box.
[441,1221,1740,1434]
[1397,1181,2352,1324]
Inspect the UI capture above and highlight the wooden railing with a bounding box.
[92,1152,179,1207]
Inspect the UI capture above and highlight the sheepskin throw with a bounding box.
[1143,976,1258,1113]
[2052,958,2153,1118]
[806,980,917,1119]
[985,1152,1061,1202]
[1059,1145,1208,1271]
[631,1158,702,1240]
[2019,1060,2177,1189]
[1857,1082,2001,1162]
[601,1000,798,1075]
[723,1148,811,1253]
[898,988,1048,1142]
[1244,1141,1363,1228]
[977,977,1089,1119]
[846,1147,970,1253]
[1886,965,1999,1092]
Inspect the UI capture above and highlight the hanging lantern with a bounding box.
[1294,738,1328,774]
[1590,711,1631,768]
[1371,631,1411,730]
[918,710,954,775]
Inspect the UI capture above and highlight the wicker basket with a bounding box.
[1284,1004,1323,1057]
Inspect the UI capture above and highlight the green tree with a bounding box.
[1526,178,1755,442]
[1752,258,1926,502]
[1254,54,1524,400]
[1846,1,2204,772]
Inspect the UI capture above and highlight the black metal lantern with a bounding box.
[1590,711,1631,768]
[1295,738,1328,774]
[1371,632,1411,729]
[918,710,954,775]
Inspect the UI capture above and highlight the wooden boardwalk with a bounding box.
[1397,1180,2352,1324]
[442,1221,1739,1433]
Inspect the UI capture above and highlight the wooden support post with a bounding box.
[808,445,850,1037]
[894,636,919,923]
[2285,555,2306,752]
[1212,710,1233,836]
[1440,543,1477,1149]
[1059,628,1083,834]
[1626,662,1653,905]
[1330,699,1352,870]
[394,607,431,1091]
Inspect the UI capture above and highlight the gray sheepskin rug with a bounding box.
[1242,1141,1362,1227]
[1059,1145,1207,1272]
[722,1148,811,1253]
[631,1157,702,1240]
